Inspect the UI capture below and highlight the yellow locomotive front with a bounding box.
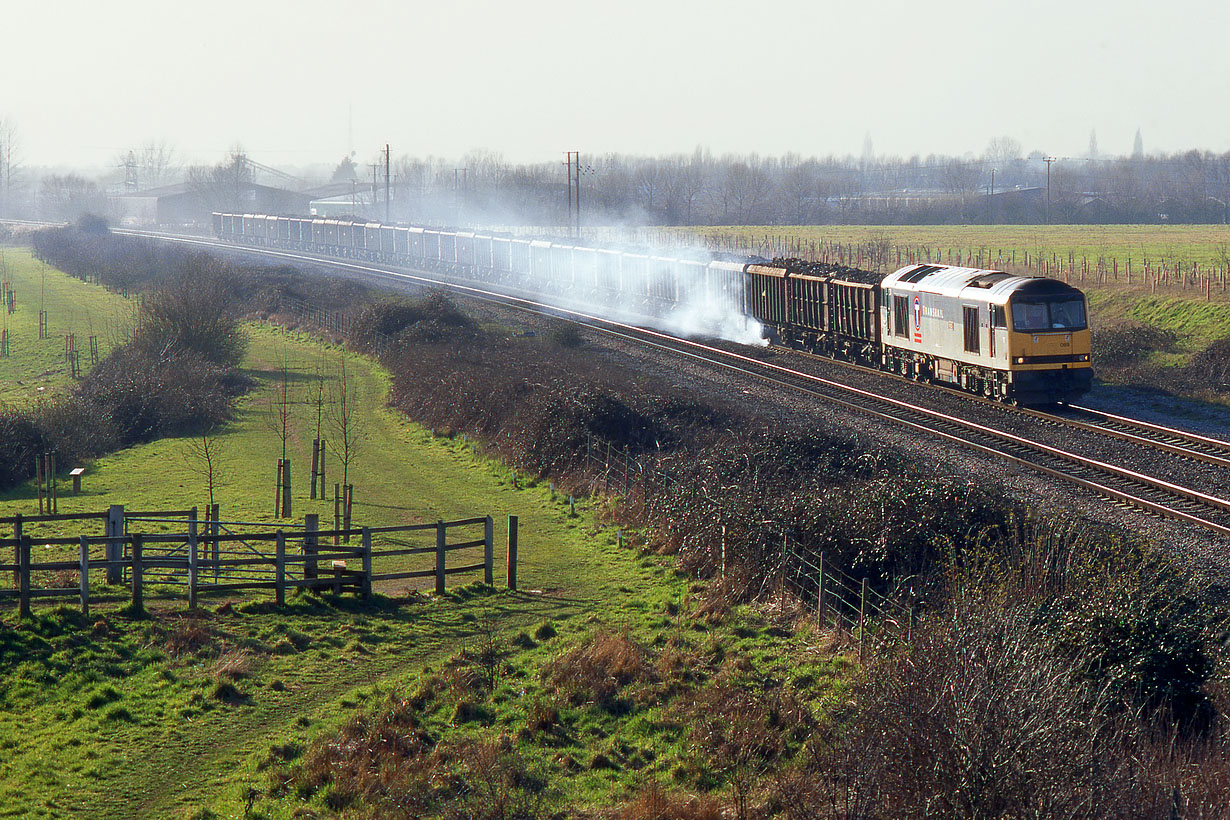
[1003,279,1093,404]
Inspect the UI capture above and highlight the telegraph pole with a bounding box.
[1044,156,1055,224]
[574,152,582,237]
[563,151,576,237]
[384,144,391,222]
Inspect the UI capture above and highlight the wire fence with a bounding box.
[580,433,914,644]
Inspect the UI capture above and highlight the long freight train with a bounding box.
[212,213,1093,404]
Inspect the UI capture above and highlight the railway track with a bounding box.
[769,340,1230,480]
[103,229,1230,540]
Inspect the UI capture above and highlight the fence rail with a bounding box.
[0,506,520,618]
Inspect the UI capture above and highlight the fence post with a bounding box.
[210,504,220,584]
[310,440,319,500]
[106,505,124,585]
[435,521,447,595]
[130,534,144,613]
[11,513,20,587]
[816,552,825,628]
[341,485,354,543]
[282,459,292,518]
[334,484,341,546]
[360,527,372,599]
[275,530,286,606]
[858,577,867,661]
[779,532,787,597]
[483,516,494,585]
[188,506,198,609]
[18,536,31,619]
[79,535,90,617]
[507,515,519,591]
[303,514,318,583]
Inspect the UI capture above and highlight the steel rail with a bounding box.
[768,343,1230,471]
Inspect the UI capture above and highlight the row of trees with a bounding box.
[4,108,1230,225]
[334,142,1230,227]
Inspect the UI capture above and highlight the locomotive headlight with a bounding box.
[1078,354,1089,362]
[1014,356,1025,364]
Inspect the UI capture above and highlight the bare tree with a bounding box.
[984,135,1023,165]
[263,349,298,465]
[720,161,772,224]
[187,148,251,215]
[185,425,226,510]
[0,118,19,216]
[781,160,821,224]
[326,353,366,492]
[139,140,180,190]
[39,175,107,222]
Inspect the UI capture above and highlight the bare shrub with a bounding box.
[0,408,43,488]
[160,618,216,658]
[1181,337,1230,394]
[77,345,236,445]
[1092,322,1179,367]
[295,692,433,813]
[544,630,655,709]
[796,597,1130,819]
[623,782,724,820]
[682,684,809,819]
[438,737,547,820]
[134,254,246,367]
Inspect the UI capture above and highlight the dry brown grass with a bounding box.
[210,648,253,681]
[622,783,724,820]
[160,617,217,658]
[544,630,656,709]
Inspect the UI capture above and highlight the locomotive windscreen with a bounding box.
[1010,297,1087,332]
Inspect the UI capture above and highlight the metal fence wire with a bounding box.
[581,433,914,642]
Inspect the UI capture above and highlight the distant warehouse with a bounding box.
[115,182,312,228]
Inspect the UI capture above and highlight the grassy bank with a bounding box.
[5,309,842,818]
[0,246,129,403]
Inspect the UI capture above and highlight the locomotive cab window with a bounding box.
[991,305,1007,328]
[893,294,909,337]
[1010,298,1086,332]
[962,305,980,353]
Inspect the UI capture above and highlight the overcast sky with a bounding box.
[4,0,1228,172]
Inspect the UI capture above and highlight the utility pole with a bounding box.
[384,144,391,223]
[369,162,379,216]
[564,151,583,238]
[1044,156,1055,224]
[563,152,574,237]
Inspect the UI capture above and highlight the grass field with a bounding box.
[668,224,1230,269]
[0,247,131,404]
[3,309,838,818]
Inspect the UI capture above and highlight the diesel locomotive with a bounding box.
[212,213,1093,404]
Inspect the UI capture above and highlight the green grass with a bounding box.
[4,298,812,817]
[671,224,1230,269]
[0,246,131,404]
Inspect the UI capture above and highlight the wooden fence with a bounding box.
[0,507,520,618]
